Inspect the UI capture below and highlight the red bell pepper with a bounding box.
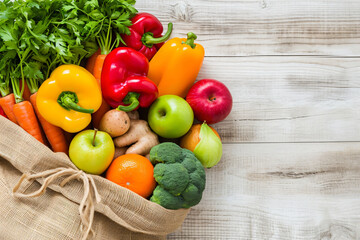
[0,105,7,118]
[120,13,173,60]
[101,47,158,112]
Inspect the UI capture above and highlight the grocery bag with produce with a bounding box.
[0,117,189,240]
[0,0,233,239]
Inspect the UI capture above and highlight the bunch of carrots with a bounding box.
[0,49,112,154]
[0,76,69,154]
[0,50,114,154]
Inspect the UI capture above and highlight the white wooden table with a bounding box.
[137,1,360,239]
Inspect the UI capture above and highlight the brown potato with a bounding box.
[99,109,130,137]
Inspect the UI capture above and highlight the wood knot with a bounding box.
[259,0,271,9]
[320,224,355,240]
[171,1,193,22]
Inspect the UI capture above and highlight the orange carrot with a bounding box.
[86,48,101,75]
[40,127,51,149]
[93,54,108,83]
[92,97,111,129]
[0,93,18,124]
[20,80,31,101]
[30,93,68,153]
[13,100,44,144]
[90,53,111,128]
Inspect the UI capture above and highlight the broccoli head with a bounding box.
[149,142,206,210]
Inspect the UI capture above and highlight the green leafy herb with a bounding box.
[0,0,137,97]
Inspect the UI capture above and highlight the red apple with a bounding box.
[186,79,232,124]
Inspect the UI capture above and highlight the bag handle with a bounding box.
[12,167,101,240]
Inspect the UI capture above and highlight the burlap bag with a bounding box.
[0,117,189,240]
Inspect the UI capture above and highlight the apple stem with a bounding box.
[92,129,98,147]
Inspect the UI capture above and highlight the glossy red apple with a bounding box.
[186,79,232,124]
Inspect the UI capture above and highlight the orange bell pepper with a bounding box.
[148,32,205,98]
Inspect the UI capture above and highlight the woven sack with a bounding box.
[0,117,189,240]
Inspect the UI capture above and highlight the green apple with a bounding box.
[69,129,115,175]
[148,95,194,138]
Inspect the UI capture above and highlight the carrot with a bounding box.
[30,92,68,153]
[93,54,108,83]
[86,48,101,75]
[13,100,45,144]
[0,93,18,124]
[23,79,51,148]
[90,52,111,128]
[11,77,44,144]
[20,79,31,101]
[0,69,14,121]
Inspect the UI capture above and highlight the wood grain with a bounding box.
[136,1,360,239]
[196,57,360,143]
[136,0,360,56]
[169,143,360,239]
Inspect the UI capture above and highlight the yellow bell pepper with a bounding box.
[148,32,205,98]
[36,65,102,133]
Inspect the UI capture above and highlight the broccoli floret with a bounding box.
[150,142,183,164]
[182,183,202,208]
[150,186,183,210]
[150,142,206,210]
[153,163,189,196]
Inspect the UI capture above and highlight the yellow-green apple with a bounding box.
[69,129,115,175]
[186,79,232,124]
[148,95,194,138]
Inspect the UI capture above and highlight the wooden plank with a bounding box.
[136,0,360,56]
[192,56,360,143]
[169,142,360,239]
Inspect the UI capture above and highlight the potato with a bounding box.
[99,109,130,137]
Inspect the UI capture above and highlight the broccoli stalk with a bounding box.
[149,142,206,210]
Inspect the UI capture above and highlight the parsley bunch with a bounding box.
[61,0,137,54]
[0,0,137,98]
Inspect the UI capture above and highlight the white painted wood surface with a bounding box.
[135,0,360,239]
[137,0,360,56]
[170,143,360,239]
[199,57,360,143]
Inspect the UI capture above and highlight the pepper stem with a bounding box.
[182,32,197,49]
[142,23,173,48]
[117,92,140,112]
[57,91,94,113]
